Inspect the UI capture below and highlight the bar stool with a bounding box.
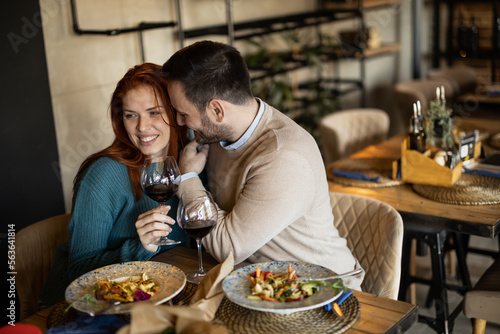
[398,220,472,334]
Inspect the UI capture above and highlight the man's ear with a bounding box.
[207,99,225,123]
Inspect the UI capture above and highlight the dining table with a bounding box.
[325,116,500,334]
[326,116,500,238]
[20,246,418,333]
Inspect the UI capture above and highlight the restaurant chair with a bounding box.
[15,213,70,320]
[329,192,404,299]
[463,255,500,334]
[319,108,390,165]
[392,78,455,136]
[427,65,477,97]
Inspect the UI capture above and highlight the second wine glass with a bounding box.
[177,190,218,284]
[141,155,182,246]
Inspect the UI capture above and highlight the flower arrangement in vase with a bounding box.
[424,86,454,151]
[424,86,460,168]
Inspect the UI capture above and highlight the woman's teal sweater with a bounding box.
[40,157,189,307]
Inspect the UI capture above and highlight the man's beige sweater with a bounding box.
[179,101,364,290]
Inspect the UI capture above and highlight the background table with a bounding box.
[325,117,500,333]
[326,119,500,238]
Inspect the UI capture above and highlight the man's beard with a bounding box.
[195,112,234,145]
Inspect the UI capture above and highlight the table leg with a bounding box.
[451,232,472,292]
[400,224,455,334]
[427,230,451,334]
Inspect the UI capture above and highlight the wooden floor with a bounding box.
[406,235,500,334]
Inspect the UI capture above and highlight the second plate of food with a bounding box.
[222,261,344,314]
[65,261,186,315]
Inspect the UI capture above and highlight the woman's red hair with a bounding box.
[75,63,187,200]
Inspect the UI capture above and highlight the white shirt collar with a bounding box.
[220,98,264,151]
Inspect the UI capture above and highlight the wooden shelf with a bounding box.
[178,0,400,121]
[321,43,401,59]
[246,42,400,82]
[322,0,402,11]
[363,43,401,57]
[182,9,359,40]
[182,1,401,41]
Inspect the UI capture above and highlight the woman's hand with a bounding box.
[136,205,176,252]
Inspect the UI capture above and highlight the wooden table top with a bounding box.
[21,246,418,333]
[326,117,500,239]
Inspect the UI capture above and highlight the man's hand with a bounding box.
[178,139,209,175]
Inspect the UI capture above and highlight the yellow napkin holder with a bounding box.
[393,138,463,187]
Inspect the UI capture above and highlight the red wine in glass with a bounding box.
[144,184,179,204]
[182,220,216,239]
[141,156,181,246]
[177,191,218,284]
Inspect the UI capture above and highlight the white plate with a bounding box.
[65,261,185,315]
[222,261,343,314]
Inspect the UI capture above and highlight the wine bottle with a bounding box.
[408,104,425,153]
[416,101,426,151]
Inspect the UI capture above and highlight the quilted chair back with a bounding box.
[329,192,404,299]
[16,213,70,320]
[319,108,389,165]
[427,66,477,96]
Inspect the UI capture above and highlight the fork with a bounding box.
[89,301,121,317]
[293,268,363,282]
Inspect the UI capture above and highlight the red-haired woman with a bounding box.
[40,63,189,307]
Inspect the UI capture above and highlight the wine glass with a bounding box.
[177,190,218,284]
[141,155,182,246]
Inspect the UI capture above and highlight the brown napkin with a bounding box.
[117,252,234,334]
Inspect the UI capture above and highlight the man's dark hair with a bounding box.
[162,40,254,113]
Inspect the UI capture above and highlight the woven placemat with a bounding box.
[328,158,404,188]
[412,173,500,205]
[47,301,79,329]
[171,281,198,305]
[214,294,359,334]
[167,282,359,333]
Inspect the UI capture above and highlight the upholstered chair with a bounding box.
[463,256,500,334]
[329,192,404,299]
[319,108,390,165]
[427,65,477,97]
[16,213,70,320]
